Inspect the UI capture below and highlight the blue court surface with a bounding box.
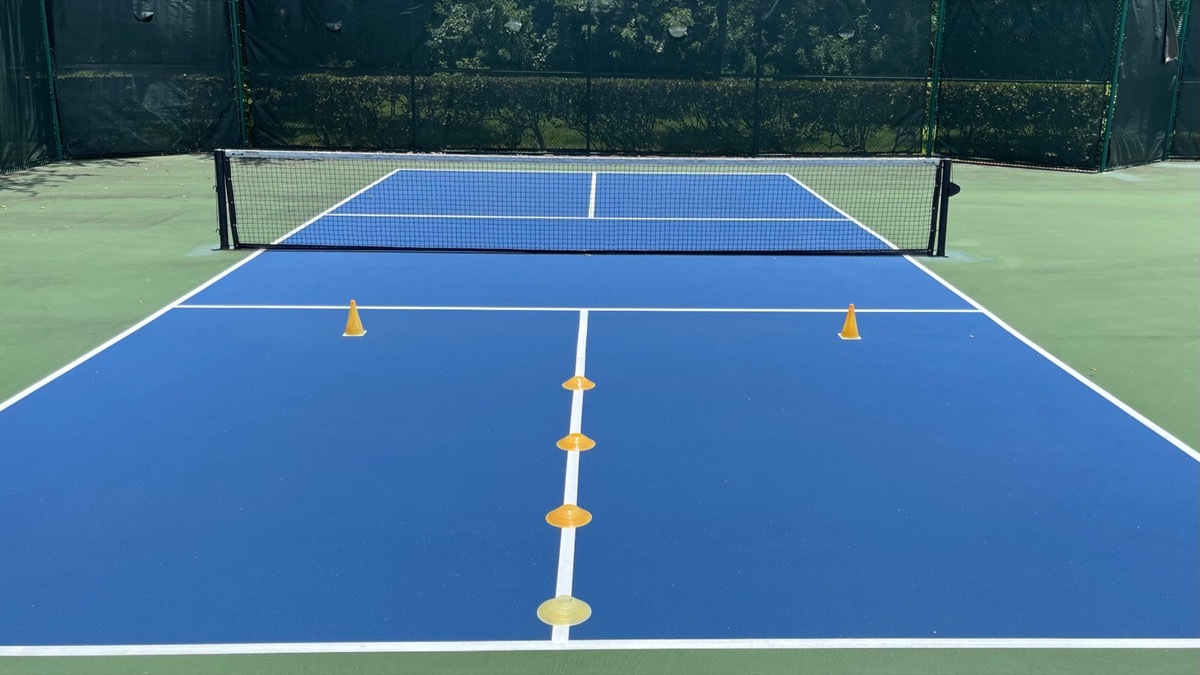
[1,170,1197,654]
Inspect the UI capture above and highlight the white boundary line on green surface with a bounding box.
[0,254,260,416]
[797,184,1200,463]
[904,257,1200,463]
[782,174,901,250]
[174,305,981,313]
[278,168,402,242]
[2,638,1196,657]
[0,169,400,416]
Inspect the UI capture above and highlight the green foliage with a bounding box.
[760,79,926,154]
[935,81,1109,168]
[249,71,934,157]
[416,73,585,149]
[251,73,412,149]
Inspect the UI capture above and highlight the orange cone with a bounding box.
[343,300,366,337]
[838,304,861,340]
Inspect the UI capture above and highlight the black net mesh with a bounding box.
[934,0,1123,169]
[242,0,934,157]
[49,0,240,157]
[1,0,57,172]
[219,150,947,255]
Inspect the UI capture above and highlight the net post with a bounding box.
[934,159,955,257]
[224,153,240,248]
[1100,0,1132,172]
[214,150,230,249]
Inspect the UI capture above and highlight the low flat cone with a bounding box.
[537,595,591,626]
[562,375,596,391]
[556,432,595,451]
[838,303,861,340]
[343,300,366,337]
[546,504,593,528]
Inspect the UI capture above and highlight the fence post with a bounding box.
[226,0,249,146]
[925,0,948,157]
[38,0,64,160]
[1165,0,1194,157]
[408,0,418,150]
[1100,0,1132,172]
[585,9,594,153]
[751,5,763,156]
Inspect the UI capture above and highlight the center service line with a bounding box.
[552,310,589,642]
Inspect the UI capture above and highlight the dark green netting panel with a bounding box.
[9,0,1196,169]
[1107,0,1182,168]
[757,0,931,156]
[934,0,1123,169]
[587,0,750,154]
[50,0,239,157]
[1,0,58,172]
[244,0,587,152]
[1170,0,1199,157]
[416,2,587,152]
[243,0,932,156]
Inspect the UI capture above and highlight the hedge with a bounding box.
[240,71,1111,168]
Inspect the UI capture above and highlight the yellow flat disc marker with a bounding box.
[546,504,593,528]
[537,595,592,626]
[562,376,596,391]
[556,432,596,451]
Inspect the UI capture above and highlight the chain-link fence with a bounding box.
[2,0,1196,173]
[1,0,59,171]
[1170,0,1199,157]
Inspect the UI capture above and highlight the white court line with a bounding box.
[551,310,590,643]
[774,175,1198,462]
[224,149,940,167]
[0,256,262,415]
[782,174,899,250]
[906,258,1200,463]
[588,173,597,218]
[2,638,1196,657]
[278,169,402,243]
[0,169,401,415]
[324,213,850,222]
[175,305,980,314]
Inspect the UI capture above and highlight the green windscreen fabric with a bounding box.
[1107,0,1182,167]
[49,0,239,157]
[244,0,430,150]
[244,0,932,156]
[934,0,1123,169]
[1,0,57,172]
[1171,0,1199,157]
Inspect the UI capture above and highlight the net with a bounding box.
[216,150,952,256]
